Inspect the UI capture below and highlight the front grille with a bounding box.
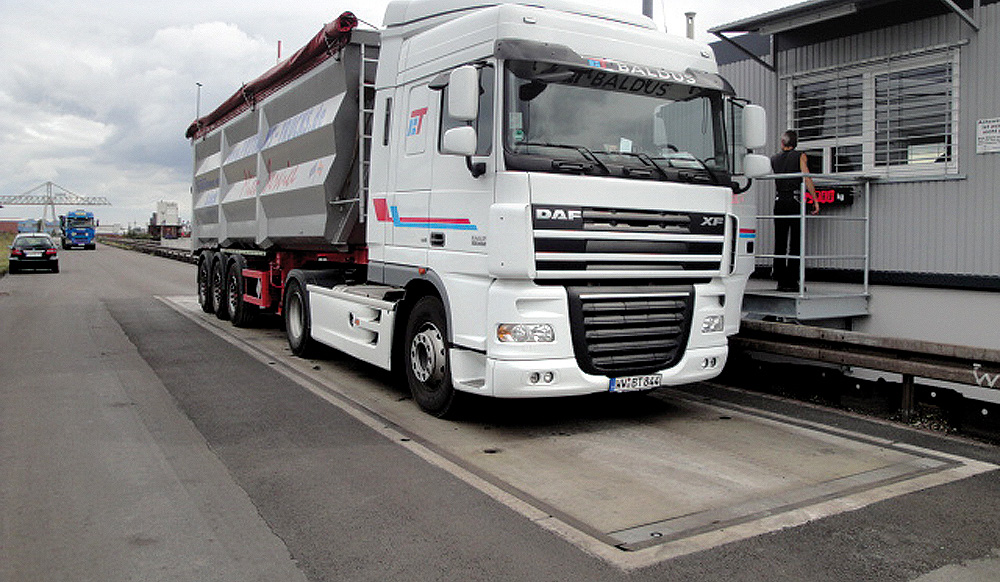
[567,286,694,376]
[533,205,726,279]
[581,208,696,233]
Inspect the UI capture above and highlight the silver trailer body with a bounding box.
[191,30,379,252]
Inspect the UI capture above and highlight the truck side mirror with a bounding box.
[448,66,479,121]
[442,126,477,157]
[743,153,771,178]
[742,104,767,150]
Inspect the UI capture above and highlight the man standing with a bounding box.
[770,130,819,292]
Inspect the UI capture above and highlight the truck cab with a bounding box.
[365,2,766,409]
[60,210,97,250]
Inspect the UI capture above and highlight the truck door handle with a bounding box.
[430,232,445,247]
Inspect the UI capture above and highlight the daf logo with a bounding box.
[536,208,582,221]
[701,216,724,227]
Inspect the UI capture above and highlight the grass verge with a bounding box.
[0,232,14,274]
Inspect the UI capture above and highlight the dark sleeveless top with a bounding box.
[770,149,803,195]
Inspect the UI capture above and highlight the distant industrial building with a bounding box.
[0,219,21,234]
[148,201,181,239]
[1,218,60,235]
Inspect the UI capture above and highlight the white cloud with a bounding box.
[0,11,276,223]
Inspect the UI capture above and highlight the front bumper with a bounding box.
[10,255,59,269]
[486,344,728,398]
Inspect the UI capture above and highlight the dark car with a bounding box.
[8,233,59,273]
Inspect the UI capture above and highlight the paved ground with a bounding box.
[2,244,1000,581]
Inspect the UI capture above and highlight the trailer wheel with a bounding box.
[284,279,316,357]
[197,253,214,313]
[212,255,229,320]
[226,256,256,327]
[404,296,459,417]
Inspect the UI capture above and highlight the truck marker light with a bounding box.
[527,371,556,385]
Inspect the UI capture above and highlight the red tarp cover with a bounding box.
[186,12,358,139]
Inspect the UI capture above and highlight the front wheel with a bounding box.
[284,279,316,357]
[403,296,460,418]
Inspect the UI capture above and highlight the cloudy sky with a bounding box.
[0,0,798,227]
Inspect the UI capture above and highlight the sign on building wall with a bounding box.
[976,117,1000,154]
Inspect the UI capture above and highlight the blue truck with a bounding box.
[60,209,96,249]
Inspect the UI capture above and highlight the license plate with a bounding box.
[609,374,662,393]
[26,251,42,258]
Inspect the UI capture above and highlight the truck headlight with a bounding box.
[702,315,724,333]
[497,323,555,343]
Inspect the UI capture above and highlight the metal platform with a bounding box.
[743,280,870,321]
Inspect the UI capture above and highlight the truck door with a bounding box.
[381,82,434,268]
[428,64,496,349]
[429,65,494,260]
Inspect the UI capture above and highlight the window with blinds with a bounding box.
[789,50,958,178]
[874,63,953,167]
[794,76,863,141]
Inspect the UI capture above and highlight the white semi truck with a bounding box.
[187,0,769,417]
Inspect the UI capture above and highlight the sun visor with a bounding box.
[495,38,734,95]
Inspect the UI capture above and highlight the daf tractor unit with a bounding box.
[60,209,97,249]
[187,0,770,417]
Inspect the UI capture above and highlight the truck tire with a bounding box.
[404,296,460,418]
[284,279,317,358]
[226,255,257,327]
[197,253,214,313]
[212,254,229,320]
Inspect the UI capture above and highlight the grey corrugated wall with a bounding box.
[720,3,999,279]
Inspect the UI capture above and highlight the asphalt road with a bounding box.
[2,243,1000,581]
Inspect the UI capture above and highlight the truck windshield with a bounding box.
[503,60,730,185]
[68,217,94,228]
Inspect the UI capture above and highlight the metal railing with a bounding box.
[733,319,1000,422]
[754,172,874,296]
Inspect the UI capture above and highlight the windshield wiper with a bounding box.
[592,151,669,180]
[650,154,722,185]
[515,141,611,175]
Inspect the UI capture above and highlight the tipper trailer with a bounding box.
[187,0,770,416]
